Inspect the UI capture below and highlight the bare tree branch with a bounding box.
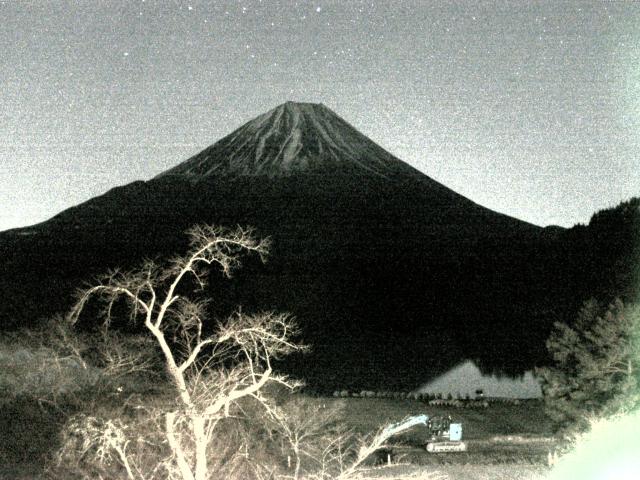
[63,224,305,480]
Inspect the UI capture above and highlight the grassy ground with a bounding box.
[323,395,555,478]
[0,391,555,479]
[329,396,552,439]
[355,463,549,480]
[308,396,555,464]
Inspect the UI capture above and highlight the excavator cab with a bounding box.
[427,415,451,438]
[425,415,467,452]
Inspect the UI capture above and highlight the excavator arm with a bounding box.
[381,414,429,438]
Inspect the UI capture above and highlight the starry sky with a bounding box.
[1,0,639,231]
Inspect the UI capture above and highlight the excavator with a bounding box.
[382,414,467,453]
[424,415,467,452]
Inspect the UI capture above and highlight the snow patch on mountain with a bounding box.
[157,102,419,179]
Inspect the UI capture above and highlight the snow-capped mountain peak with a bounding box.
[158,101,416,178]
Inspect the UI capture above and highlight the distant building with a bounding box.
[415,359,542,399]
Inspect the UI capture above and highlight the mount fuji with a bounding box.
[0,102,571,390]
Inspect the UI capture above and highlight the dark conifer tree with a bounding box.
[537,299,640,432]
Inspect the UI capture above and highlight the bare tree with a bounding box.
[66,225,304,480]
[263,397,346,480]
[335,416,429,479]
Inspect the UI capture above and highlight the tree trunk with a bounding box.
[193,415,208,480]
[166,411,195,480]
[293,443,301,480]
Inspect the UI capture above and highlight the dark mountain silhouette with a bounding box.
[1,102,634,391]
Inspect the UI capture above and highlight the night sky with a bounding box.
[1,0,639,231]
